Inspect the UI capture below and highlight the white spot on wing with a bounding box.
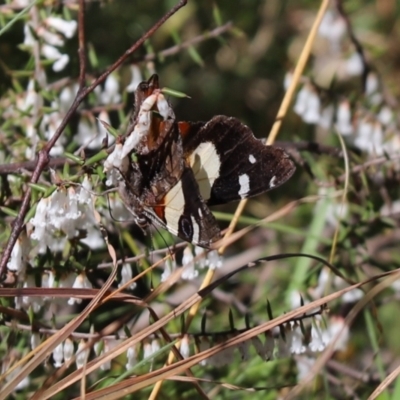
[191,216,200,244]
[269,176,277,188]
[238,174,250,199]
[198,208,203,218]
[189,142,221,200]
[249,154,256,164]
[163,180,185,236]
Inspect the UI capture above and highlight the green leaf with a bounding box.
[0,207,18,218]
[25,204,37,223]
[228,308,235,330]
[97,119,119,138]
[87,43,98,69]
[28,183,49,193]
[170,29,181,45]
[144,39,155,58]
[0,0,38,37]
[161,87,190,99]
[130,152,138,163]
[188,45,204,67]
[123,325,132,339]
[84,150,109,167]
[201,311,207,334]
[64,152,84,165]
[43,186,57,198]
[266,300,274,320]
[27,306,35,325]
[212,2,223,26]
[95,165,106,180]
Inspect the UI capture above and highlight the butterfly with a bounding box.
[105,74,295,248]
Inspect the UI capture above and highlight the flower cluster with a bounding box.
[25,310,344,376]
[23,13,77,73]
[9,177,103,311]
[15,75,123,159]
[7,231,30,275]
[161,246,223,282]
[51,338,90,369]
[45,336,157,372]
[14,269,94,313]
[291,76,398,157]
[29,177,100,255]
[310,267,363,304]
[287,9,399,158]
[118,264,138,291]
[2,5,143,164]
[68,273,93,305]
[194,316,348,367]
[295,316,350,382]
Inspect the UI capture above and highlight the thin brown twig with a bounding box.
[0,21,232,105]
[327,359,380,384]
[4,307,323,341]
[77,0,87,89]
[0,140,341,176]
[134,21,233,62]
[275,140,343,157]
[0,157,74,175]
[337,153,400,181]
[0,0,188,279]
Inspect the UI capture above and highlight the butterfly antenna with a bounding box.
[106,192,129,223]
[149,223,175,261]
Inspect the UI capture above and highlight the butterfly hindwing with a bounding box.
[141,167,221,246]
[179,116,296,206]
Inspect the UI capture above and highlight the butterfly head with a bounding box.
[134,74,160,107]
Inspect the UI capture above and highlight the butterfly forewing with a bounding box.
[179,115,296,206]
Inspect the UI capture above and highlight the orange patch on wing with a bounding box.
[178,122,191,138]
[153,205,165,221]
